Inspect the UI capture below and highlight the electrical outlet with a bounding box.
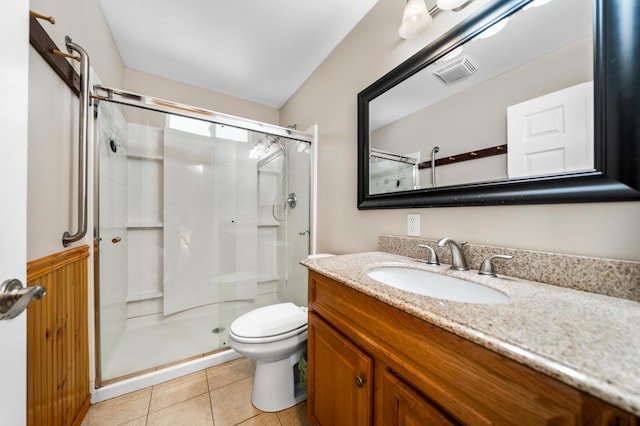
[407,213,420,236]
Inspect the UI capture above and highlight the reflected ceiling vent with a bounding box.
[432,56,478,85]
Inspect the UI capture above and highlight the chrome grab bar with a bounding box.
[62,36,90,247]
[431,146,439,188]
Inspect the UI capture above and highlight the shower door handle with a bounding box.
[0,279,46,320]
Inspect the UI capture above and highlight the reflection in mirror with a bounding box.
[369,0,593,192]
[369,149,419,194]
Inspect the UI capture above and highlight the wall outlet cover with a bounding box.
[407,213,420,236]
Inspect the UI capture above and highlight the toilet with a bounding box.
[228,302,309,412]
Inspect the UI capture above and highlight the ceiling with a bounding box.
[98,0,379,108]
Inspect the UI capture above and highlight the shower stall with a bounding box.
[93,87,313,385]
[368,148,419,194]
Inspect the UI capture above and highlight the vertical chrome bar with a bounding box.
[431,146,440,188]
[62,36,90,247]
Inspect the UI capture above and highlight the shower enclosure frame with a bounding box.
[91,85,315,388]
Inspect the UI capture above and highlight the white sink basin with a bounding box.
[367,267,509,304]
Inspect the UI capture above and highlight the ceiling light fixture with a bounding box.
[440,46,464,62]
[400,0,477,40]
[399,0,433,40]
[476,17,510,39]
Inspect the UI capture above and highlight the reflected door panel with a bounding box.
[507,81,594,178]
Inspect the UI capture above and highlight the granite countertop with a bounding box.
[301,251,640,416]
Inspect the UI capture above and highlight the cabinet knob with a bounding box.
[355,376,365,388]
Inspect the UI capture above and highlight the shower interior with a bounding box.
[96,95,312,384]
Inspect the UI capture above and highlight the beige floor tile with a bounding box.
[149,370,209,413]
[206,357,255,390]
[146,393,214,426]
[277,401,310,426]
[210,376,261,426]
[237,412,282,426]
[81,388,151,426]
[119,417,148,426]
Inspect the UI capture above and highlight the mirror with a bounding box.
[358,0,640,208]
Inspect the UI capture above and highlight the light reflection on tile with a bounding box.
[210,376,261,425]
[81,388,151,426]
[149,370,209,413]
[147,393,214,426]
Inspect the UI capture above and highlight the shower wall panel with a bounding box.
[125,123,164,318]
[215,135,258,304]
[163,129,258,315]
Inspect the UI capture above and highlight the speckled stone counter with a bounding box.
[379,235,640,302]
[301,252,640,416]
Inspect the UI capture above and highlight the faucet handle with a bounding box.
[478,254,514,277]
[417,244,440,265]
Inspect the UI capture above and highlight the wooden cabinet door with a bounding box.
[308,312,373,426]
[382,369,457,426]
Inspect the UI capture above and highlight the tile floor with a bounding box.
[81,358,310,426]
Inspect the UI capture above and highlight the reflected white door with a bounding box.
[507,81,594,178]
[0,1,29,424]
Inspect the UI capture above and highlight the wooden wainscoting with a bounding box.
[26,245,91,426]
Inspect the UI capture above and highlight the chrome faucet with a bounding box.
[417,244,440,265]
[478,254,514,277]
[436,238,469,271]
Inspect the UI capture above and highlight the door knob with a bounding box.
[355,376,365,388]
[0,279,46,320]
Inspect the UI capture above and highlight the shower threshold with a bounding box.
[92,348,241,403]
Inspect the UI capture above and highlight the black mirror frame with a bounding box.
[357,0,640,209]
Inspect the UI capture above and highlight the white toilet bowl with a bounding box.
[228,302,308,412]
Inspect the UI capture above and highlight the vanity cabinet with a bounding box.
[306,270,638,425]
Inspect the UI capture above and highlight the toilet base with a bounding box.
[251,346,307,412]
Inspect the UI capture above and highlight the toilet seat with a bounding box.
[229,302,308,344]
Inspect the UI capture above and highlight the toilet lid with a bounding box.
[230,302,308,339]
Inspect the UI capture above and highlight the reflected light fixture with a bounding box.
[477,17,510,39]
[440,45,464,61]
[399,0,432,39]
[437,0,474,11]
[523,0,553,11]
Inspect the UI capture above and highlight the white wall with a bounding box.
[27,0,124,261]
[124,69,279,125]
[29,0,125,88]
[280,0,640,262]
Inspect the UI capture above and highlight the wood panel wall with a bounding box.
[27,245,91,426]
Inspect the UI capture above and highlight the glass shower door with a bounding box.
[96,99,311,383]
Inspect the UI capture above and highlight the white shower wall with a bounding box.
[97,103,306,380]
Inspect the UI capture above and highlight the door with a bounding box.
[382,370,457,426]
[0,1,29,424]
[507,81,594,178]
[307,312,372,425]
